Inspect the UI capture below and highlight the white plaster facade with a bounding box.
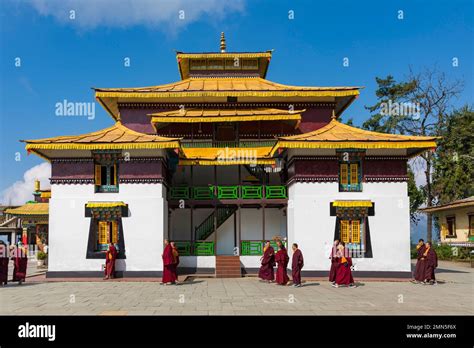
[287,181,411,272]
[48,183,166,273]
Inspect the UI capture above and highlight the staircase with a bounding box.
[244,164,266,183]
[215,255,242,278]
[195,206,237,241]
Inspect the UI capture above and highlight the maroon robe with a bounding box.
[12,247,28,282]
[329,246,339,282]
[413,244,426,282]
[275,248,289,285]
[162,244,176,283]
[0,245,8,285]
[172,247,180,280]
[335,257,354,285]
[105,244,117,278]
[423,248,438,281]
[258,246,275,281]
[291,249,304,285]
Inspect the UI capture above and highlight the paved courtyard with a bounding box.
[1,261,472,315]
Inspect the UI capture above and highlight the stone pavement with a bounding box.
[0,261,472,315]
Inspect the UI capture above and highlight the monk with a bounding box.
[0,241,9,286]
[275,241,289,285]
[412,239,426,283]
[258,241,275,283]
[329,239,340,284]
[162,239,176,285]
[332,242,356,288]
[171,241,180,283]
[422,242,438,285]
[12,242,28,285]
[291,243,304,287]
[104,243,117,280]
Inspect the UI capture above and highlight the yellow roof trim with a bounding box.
[333,201,373,208]
[23,122,180,155]
[5,203,49,216]
[151,115,301,123]
[278,140,437,150]
[276,119,438,151]
[179,159,276,166]
[180,146,275,160]
[177,52,272,59]
[96,90,359,99]
[86,202,126,208]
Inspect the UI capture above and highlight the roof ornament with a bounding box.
[331,109,336,120]
[220,32,226,53]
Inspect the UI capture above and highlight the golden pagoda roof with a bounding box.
[5,203,49,216]
[149,108,304,124]
[95,77,360,95]
[276,119,438,154]
[95,77,361,120]
[23,122,180,160]
[179,146,276,166]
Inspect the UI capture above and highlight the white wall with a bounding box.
[287,182,411,272]
[48,183,166,272]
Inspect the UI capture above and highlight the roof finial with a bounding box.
[220,32,226,53]
[331,109,336,120]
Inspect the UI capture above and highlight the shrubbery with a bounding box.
[410,244,472,261]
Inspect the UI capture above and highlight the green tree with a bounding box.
[432,106,474,204]
[363,68,463,241]
[407,167,425,223]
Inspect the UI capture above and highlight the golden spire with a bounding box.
[220,32,226,53]
[331,109,336,120]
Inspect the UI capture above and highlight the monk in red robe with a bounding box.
[171,241,180,283]
[291,243,304,287]
[258,241,275,282]
[422,242,438,285]
[104,243,117,280]
[0,241,9,286]
[275,241,289,285]
[162,239,176,285]
[412,239,426,283]
[329,239,340,284]
[12,243,28,285]
[332,243,356,288]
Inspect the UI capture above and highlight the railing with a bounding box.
[195,206,237,240]
[240,240,287,256]
[181,140,277,148]
[169,185,287,200]
[173,241,215,256]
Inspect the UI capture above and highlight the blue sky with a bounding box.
[0,0,473,206]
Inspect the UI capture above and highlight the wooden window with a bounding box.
[207,59,224,70]
[95,165,102,186]
[189,59,206,70]
[350,163,359,185]
[94,163,119,193]
[111,221,119,244]
[351,220,361,243]
[97,220,119,251]
[225,58,241,70]
[339,161,361,192]
[98,221,108,246]
[340,164,349,185]
[241,59,259,70]
[446,216,456,237]
[340,220,350,243]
